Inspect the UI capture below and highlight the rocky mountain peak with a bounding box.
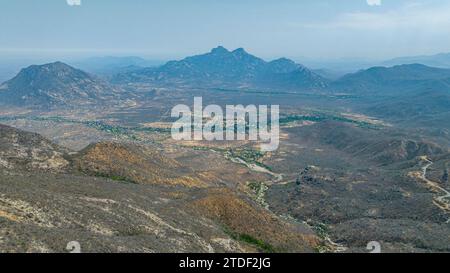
[0,62,122,108]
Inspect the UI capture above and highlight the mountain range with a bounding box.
[70,56,163,77]
[383,53,450,69]
[1,48,450,110]
[331,63,450,125]
[112,46,329,90]
[332,64,450,95]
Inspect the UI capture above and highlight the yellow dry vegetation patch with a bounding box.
[76,142,209,188]
[191,188,320,252]
[0,210,21,222]
[408,171,422,179]
[83,143,147,165]
[167,176,209,188]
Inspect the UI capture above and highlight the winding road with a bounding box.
[418,157,450,221]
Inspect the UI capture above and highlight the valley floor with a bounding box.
[1,88,449,253]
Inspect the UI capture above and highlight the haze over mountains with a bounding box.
[1,47,449,117]
[0,46,449,137]
[71,56,164,77]
[383,53,450,69]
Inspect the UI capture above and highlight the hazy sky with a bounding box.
[1,0,450,61]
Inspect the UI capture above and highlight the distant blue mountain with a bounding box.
[331,63,450,122]
[332,64,450,95]
[71,56,163,77]
[383,53,450,69]
[112,46,328,91]
[311,69,347,81]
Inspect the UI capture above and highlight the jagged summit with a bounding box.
[209,46,251,56]
[232,47,248,54]
[211,45,230,54]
